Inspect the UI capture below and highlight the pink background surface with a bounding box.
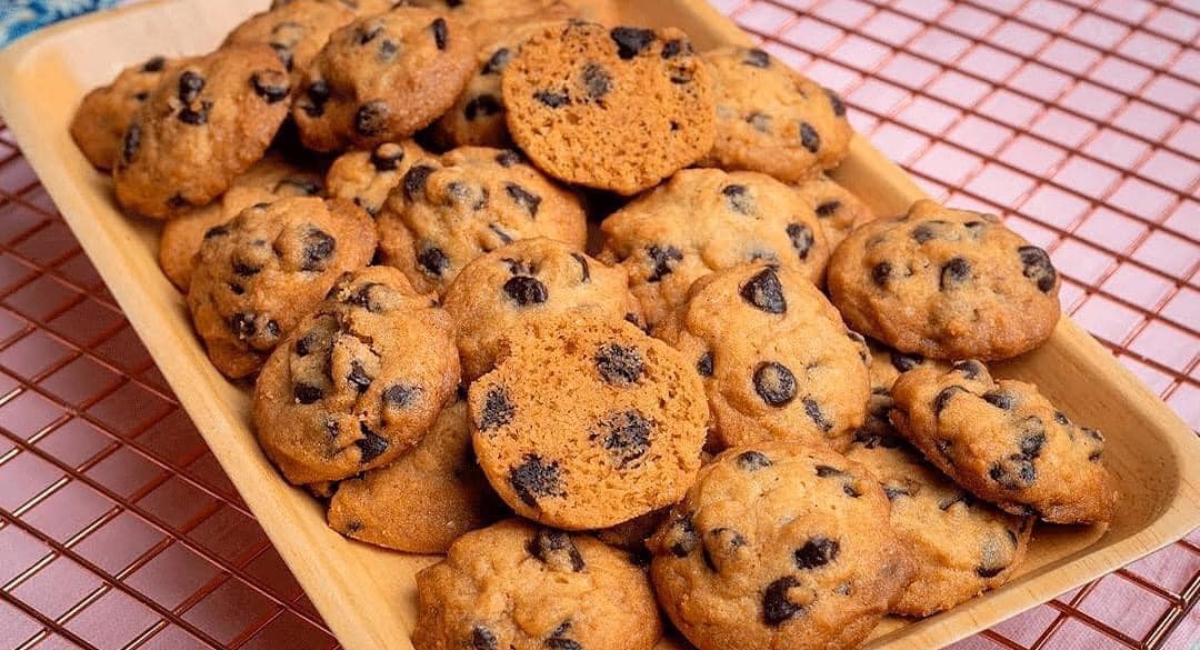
[0,0,1198,648]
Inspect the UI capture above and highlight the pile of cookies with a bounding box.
[70,1,1118,649]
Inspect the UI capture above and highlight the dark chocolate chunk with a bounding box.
[645,244,682,282]
[983,390,1016,410]
[610,27,656,59]
[370,143,406,171]
[871,261,892,287]
[804,398,833,432]
[800,122,820,153]
[355,101,389,136]
[251,70,290,103]
[509,454,565,506]
[582,62,612,100]
[482,47,511,75]
[762,576,803,625]
[503,276,548,306]
[736,449,772,470]
[471,625,497,650]
[571,252,591,282]
[754,361,797,407]
[294,383,324,404]
[528,528,586,572]
[464,94,502,120]
[505,183,541,217]
[121,123,142,162]
[178,70,205,104]
[347,360,372,394]
[595,343,644,385]
[383,384,419,408]
[1018,246,1057,293]
[722,184,753,215]
[739,267,787,314]
[534,89,570,108]
[890,350,924,372]
[478,386,515,431]
[431,17,448,50]
[356,422,389,463]
[696,352,714,377]
[591,409,652,469]
[940,257,972,290]
[417,245,449,277]
[816,200,841,218]
[142,56,167,73]
[301,229,336,271]
[794,537,839,570]
[934,385,967,415]
[786,223,815,260]
[743,48,770,68]
[825,87,846,117]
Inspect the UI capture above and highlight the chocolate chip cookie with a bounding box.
[292,6,476,151]
[468,314,709,529]
[325,140,426,216]
[657,264,871,451]
[599,168,829,329]
[648,441,915,650]
[113,45,291,218]
[890,362,1116,524]
[793,174,873,250]
[70,55,180,171]
[187,197,377,378]
[325,397,505,553]
[223,0,357,84]
[377,146,588,295]
[828,199,1062,361]
[413,519,662,650]
[254,266,460,484]
[443,238,639,380]
[502,21,715,194]
[699,46,852,182]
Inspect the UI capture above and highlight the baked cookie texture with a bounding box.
[648,441,916,650]
[828,199,1062,361]
[187,197,376,379]
[377,146,588,295]
[70,55,181,171]
[413,519,662,650]
[113,45,291,219]
[657,264,871,452]
[600,168,829,329]
[292,7,476,151]
[223,0,357,84]
[890,362,1116,524]
[699,46,852,182]
[502,21,715,194]
[254,266,460,484]
[793,173,873,250]
[468,314,709,529]
[443,238,639,381]
[325,139,427,216]
[325,398,505,553]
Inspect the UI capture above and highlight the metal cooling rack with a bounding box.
[0,0,1197,648]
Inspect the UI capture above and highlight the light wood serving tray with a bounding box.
[1,1,1197,649]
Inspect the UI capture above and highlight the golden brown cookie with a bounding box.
[70,55,180,171]
[325,140,426,216]
[793,174,873,251]
[223,0,357,85]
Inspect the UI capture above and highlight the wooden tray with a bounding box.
[0,1,1197,649]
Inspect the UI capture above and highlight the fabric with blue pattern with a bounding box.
[1,0,122,47]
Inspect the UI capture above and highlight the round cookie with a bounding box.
[187,196,377,378]
[413,519,662,650]
[468,314,709,529]
[70,55,180,171]
[158,154,326,292]
[292,7,476,152]
[828,199,1062,361]
[647,441,916,650]
[699,46,852,183]
[113,45,291,219]
[793,174,873,251]
[657,264,871,452]
[325,140,426,216]
[502,21,714,195]
[254,266,460,484]
[443,238,639,380]
[223,0,357,84]
[326,397,505,553]
[599,168,829,329]
[377,146,588,295]
[890,361,1116,524]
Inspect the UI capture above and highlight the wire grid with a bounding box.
[0,0,1197,648]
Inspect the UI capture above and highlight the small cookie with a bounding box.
[413,519,662,650]
[793,174,873,250]
[599,168,829,329]
[846,361,1032,617]
[70,55,179,170]
[468,314,708,529]
[648,441,915,650]
[699,46,851,182]
[828,199,1062,361]
[253,267,460,484]
[113,45,291,219]
[890,362,1116,524]
[292,7,476,151]
[187,197,376,378]
[377,146,588,295]
[657,264,871,451]
[325,140,426,216]
[502,21,714,194]
[443,238,639,380]
[223,0,357,84]
[326,398,505,553]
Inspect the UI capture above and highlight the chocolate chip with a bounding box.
[547,622,582,650]
[203,223,228,240]
[528,528,586,572]
[482,47,511,75]
[370,143,405,171]
[983,390,1016,410]
[795,537,839,570]
[989,455,1036,490]
[825,87,846,117]
[142,56,166,73]
[378,39,398,61]
[722,184,753,214]
[357,24,383,44]
[977,564,1005,579]
[665,514,698,557]
[178,70,205,104]
[591,409,652,468]
[762,576,803,625]
[505,183,541,217]
[302,79,330,117]
[954,360,984,380]
[121,123,142,162]
[471,625,497,650]
[939,491,974,511]
[736,450,771,470]
[503,276,548,306]
[294,383,323,404]
[1019,246,1057,293]
[495,150,522,167]
[355,101,389,136]
[940,257,972,290]
[464,94,502,120]
[231,312,256,340]
[884,485,911,500]
[1054,411,1070,426]
[448,181,488,210]
[431,17,448,49]
[871,262,892,287]
[582,63,612,100]
[610,27,655,59]
[934,386,966,414]
[487,223,511,245]
[356,422,389,463]
[696,352,713,377]
[786,223,815,260]
[478,386,514,431]
[645,244,682,282]
[509,454,564,506]
[403,164,435,199]
[417,245,449,277]
[571,252,590,283]
[1019,417,1046,457]
[804,398,833,432]
[815,201,841,218]
[179,100,212,125]
[800,122,819,153]
[747,111,772,132]
[740,267,787,314]
[595,343,644,385]
[302,229,336,271]
[661,39,688,58]
[743,48,770,68]
[383,384,419,408]
[232,260,260,277]
[251,70,290,103]
[534,90,570,108]
[890,350,924,372]
[133,91,149,102]
[912,224,936,244]
[754,361,797,407]
[347,361,372,394]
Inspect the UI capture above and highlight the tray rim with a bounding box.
[0,1,1197,649]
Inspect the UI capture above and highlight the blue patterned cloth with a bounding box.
[1,0,122,47]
